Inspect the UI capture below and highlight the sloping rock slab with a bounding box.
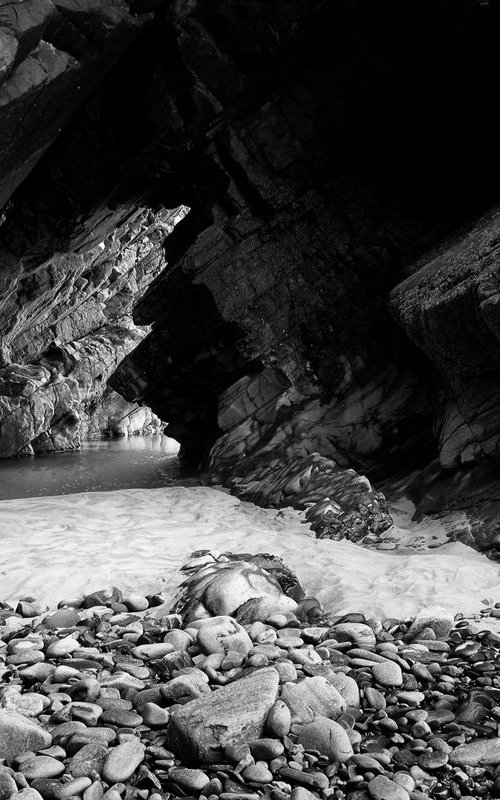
[0,709,52,759]
[166,667,279,763]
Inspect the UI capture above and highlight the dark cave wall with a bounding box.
[1,0,500,535]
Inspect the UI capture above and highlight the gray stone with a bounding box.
[10,792,44,800]
[368,775,410,800]
[0,710,52,759]
[297,716,353,762]
[449,738,500,767]
[195,616,253,656]
[372,661,403,687]
[281,677,345,724]
[0,770,17,800]
[330,623,376,648]
[266,700,291,737]
[327,671,360,708]
[169,768,210,792]
[102,740,145,782]
[406,607,454,641]
[18,758,65,780]
[68,743,108,777]
[167,667,279,762]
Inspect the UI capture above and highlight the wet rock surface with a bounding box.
[2,554,500,800]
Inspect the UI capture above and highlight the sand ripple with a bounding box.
[1,486,499,618]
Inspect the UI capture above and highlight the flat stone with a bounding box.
[56,778,92,799]
[167,667,279,762]
[368,775,410,800]
[449,738,500,766]
[0,770,17,800]
[266,699,291,737]
[123,594,149,612]
[99,707,142,728]
[417,751,448,770]
[407,607,454,641]
[82,781,103,800]
[163,630,192,651]
[140,703,170,728]
[132,643,174,660]
[363,687,386,710]
[327,671,360,707]
[0,710,52,759]
[196,616,253,656]
[10,792,44,800]
[17,601,48,618]
[281,676,345,724]
[242,764,273,783]
[46,636,80,658]
[290,789,320,800]
[42,609,81,629]
[277,766,329,790]
[102,739,145,783]
[330,623,376,648]
[169,768,210,792]
[68,743,108,777]
[249,738,284,760]
[372,661,403,687]
[19,757,65,780]
[161,671,210,703]
[297,716,353,762]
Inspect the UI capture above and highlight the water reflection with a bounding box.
[0,435,183,501]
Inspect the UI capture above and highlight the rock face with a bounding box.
[391,207,500,470]
[0,205,185,455]
[1,0,500,532]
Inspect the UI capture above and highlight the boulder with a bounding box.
[0,709,52,759]
[166,667,279,762]
[280,677,345,724]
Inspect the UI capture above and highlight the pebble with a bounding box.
[56,778,93,799]
[10,791,44,800]
[281,676,345,723]
[372,661,403,686]
[169,768,210,792]
[18,757,66,780]
[242,763,273,783]
[196,616,253,656]
[68,742,108,777]
[368,775,410,800]
[449,738,500,766]
[249,738,284,760]
[102,740,145,782]
[140,702,170,727]
[297,715,354,762]
[266,700,292,737]
[331,623,376,648]
[417,750,449,770]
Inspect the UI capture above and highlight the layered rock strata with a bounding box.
[2,0,500,535]
[0,205,185,455]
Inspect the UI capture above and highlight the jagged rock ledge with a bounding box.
[2,552,500,800]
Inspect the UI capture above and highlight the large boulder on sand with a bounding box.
[171,551,301,622]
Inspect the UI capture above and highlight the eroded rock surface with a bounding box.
[1,0,500,535]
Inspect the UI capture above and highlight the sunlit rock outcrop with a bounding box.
[0,205,184,455]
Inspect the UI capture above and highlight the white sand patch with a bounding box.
[0,486,499,620]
